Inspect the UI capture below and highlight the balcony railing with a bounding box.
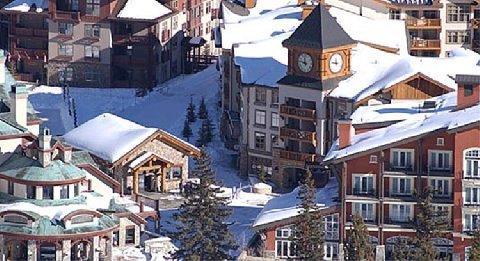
[410,39,441,50]
[406,18,441,28]
[384,164,415,174]
[352,188,376,196]
[280,104,316,120]
[278,150,316,163]
[279,127,316,143]
[472,18,480,29]
[385,216,412,224]
[52,10,81,22]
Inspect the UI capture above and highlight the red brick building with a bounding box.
[324,74,480,260]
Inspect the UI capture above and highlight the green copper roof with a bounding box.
[71,151,98,167]
[0,113,26,135]
[0,153,87,182]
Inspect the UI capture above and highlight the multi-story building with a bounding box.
[323,74,480,260]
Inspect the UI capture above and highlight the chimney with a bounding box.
[455,75,480,110]
[301,4,316,20]
[38,128,52,167]
[337,118,353,149]
[244,0,256,9]
[9,84,28,129]
[61,148,72,163]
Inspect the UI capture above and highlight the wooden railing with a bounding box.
[278,150,316,162]
[279,104,316,120]
[52,10,81,22]
[410,39,441,49]
[406,18,441,28]
[472,18,480,29]
[13,48,48,60]
[280,127,316,143]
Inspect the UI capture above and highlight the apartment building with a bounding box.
[324,75,480,260]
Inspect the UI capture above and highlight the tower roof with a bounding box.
[282,4,356,50]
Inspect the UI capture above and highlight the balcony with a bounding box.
[384,216,413,225]
[278,149,316,163]
[279,104,316,120]
[52,10,81,22]
[410,39,441,50]
[384,165,415,175]
[406,18,441,29]
[352,188,376,197]
[13,48,47,60]
[279,127,316,144]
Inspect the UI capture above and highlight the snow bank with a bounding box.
[117,0,171,20]
[3,0,47,12]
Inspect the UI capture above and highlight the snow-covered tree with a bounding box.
[291,169,324,260]
[198,96,208,119]
[197,115,214,146]
[344,214,374,261]
[187,98,196,123]
[182,119,193,141]
[171,149,237,260]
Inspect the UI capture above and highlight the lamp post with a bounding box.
[126,44,133,88]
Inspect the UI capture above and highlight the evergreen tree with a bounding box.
[171,149,237,260]
[187,98,196,123]
[391,237,414,261]
[198,96,208,119]
[469,228,480,260]
[344,214,374,261]
[411,188,449,261]
[257,164,267,183]
[197,115,214,146]
[181,119,193,141]
[291,170,324,260]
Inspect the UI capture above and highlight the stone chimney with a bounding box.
[9,84,28,129]
[455,74,480,110]
[337,118,353,149]
[39,128,52,167]
[244,0,256,9]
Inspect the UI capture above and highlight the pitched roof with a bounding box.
[282,4,356,50]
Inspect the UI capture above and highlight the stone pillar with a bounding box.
[62,240,71,261]
[27,240,37,261]
[375,245,385,261]
[133,170,138,195]
[56,244,62,261]
[92,236,100,261]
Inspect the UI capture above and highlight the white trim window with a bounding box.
[254,110,266,126]
[429,150,452,171]
[430,179,451,197]
[466,246,472,261]
[391,177,412,196]
[391,149,414,169]
[464,214,480,232]
[353,174,374,195]
[271,112,279,128]
[464,187,480,205]
[275,226,297,258]
[324,242,338,260]
[389,204,412,222]
[465,149,480,178]
[324,214,339,240]
[353,203,375,221]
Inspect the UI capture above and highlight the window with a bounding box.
[85,24,100,38]
[4,215,28,224]
[434,205,451,221]
[324,243,338,260]
[271,90,279,105]
[255,110,266,126]
[430,179,450,197]
[85,69,100,82]
[60,185,69,199]
[389,9,401,20]
[74,184,80,197]
[391,149,414,169]
[353,203,375,221]
[271,134,278,150]
[353,175,374,195]
[173,16,178,30]
[464,84,474,97]
[464,214,480,231]
[390,204,412,222]
[126,228,135,244]
[43,186,54,200]
[466,247,472,260]
[391,177,412,195]
[205,1,211,13]
[59,44,73,56]
[86,0,100,16]
[168,166,182,179]
[27,185,35,199]
[58,22,73,35]
[84,45,100,59]
[436,138,445,146]
[254,132,266,150]
[369,155,378,164]
[271,112,279,128]
[255,88,266,104]
[446,30,470,44]
[7,181,14,195]
[446,4,470,23]
[429,151,452,170]
[465,149,480,178]
[324,214,339,240]
[465,187,480,205]
[275,226,297,258]
[59,67,73,82]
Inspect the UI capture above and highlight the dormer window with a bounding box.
[465,84,474,97]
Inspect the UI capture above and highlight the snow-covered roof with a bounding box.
[63,113,157,163]
[325,102,480,163]
[3,0,48,12]
[117,0,172,20]
[253,178,338,228]
[351,92,457,126]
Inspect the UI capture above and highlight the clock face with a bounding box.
[297,53,313,73]
[329,53,344,74]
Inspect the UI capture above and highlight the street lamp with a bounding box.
[127,44,133,88]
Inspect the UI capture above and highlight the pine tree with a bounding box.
[344,214,374,261]
[187,98,196,123]
[197,115,214,146]
[182,119,193,141]
[391,237,414,261]
[469,229,480,260]
[411,188,449,261]
[291,170,325,260]
[198,96,208,119]
[257,163,267,183]
[171,149,237,260]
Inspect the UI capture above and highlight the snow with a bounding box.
[129,152,155,169]
[3,0,47,12]
[325,102,480,162]
[62,113,157,163]
[253,182,271,189]
[253,178,338,227]
[117,0,172,20]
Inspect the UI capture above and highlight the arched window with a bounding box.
[3,214,28,224]
[465,149,480,178]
